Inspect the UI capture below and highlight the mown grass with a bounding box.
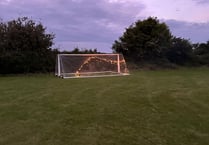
[0,68,209,145]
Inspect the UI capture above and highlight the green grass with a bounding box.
[1,68,209,145]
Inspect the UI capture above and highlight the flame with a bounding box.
[75,56,126,76]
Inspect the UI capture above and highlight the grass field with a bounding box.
[1,68,209,145]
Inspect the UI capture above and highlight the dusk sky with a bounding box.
[1,0,209,52]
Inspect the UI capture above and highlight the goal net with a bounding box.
[55,53,129,78]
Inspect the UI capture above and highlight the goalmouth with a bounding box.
[55,53,129,78]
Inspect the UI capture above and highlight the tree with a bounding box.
[0,17,56,74]
[166,37,194,65]
[193,41,209,65]
[112,17,172,62]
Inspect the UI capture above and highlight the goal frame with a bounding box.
[55,53,129,78]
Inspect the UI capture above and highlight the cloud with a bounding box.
[140,0,209,23]
[193,0,209,4]
[0,0,145,52]
[166,19,209,43]
[0,0,209,52]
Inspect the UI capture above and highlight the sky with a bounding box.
[0,0,209,52]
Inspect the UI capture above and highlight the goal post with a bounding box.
[55,53,129,78]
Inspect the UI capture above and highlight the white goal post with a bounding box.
[55,53,129,78]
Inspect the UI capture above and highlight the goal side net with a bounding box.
[55,53,129,78]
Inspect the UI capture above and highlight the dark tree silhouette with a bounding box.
[0,17,56,74]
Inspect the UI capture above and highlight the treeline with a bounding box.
[0,17,98,74]
[112,17,209,68]
[1,17,209,74]
[60,47,99,54]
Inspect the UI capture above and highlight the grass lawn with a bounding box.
[1,68,209,145]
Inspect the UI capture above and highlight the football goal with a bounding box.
[55,53,129,78]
